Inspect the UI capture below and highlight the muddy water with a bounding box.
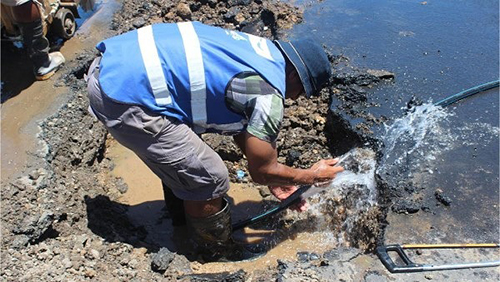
[1,0,120,182]
[1,82,66,179]
[107,140,338,272]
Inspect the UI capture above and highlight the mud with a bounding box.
[1,0,416,281]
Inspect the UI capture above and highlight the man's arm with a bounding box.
[233,131,343,186]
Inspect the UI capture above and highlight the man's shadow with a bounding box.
[84,194,321,259]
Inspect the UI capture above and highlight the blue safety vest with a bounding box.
[96,21,286,134]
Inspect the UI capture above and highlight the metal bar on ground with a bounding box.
[402,243,500,249]
[377,244,500,273]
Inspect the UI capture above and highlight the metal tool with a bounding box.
[232,155,348,231]
[376,243,500,273]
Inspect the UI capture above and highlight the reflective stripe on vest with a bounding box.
[175,22,248,133]
[177,22,207,127]
[176,22,248,133]
[137,25,172,106]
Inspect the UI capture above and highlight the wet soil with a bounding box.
[3,0,497,281]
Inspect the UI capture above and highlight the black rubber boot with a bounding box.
[18,19,64,80]
[18,19,49,66]
[186,199,266,263]
[162,183,186,227]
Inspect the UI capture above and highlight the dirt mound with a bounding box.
[112,0,302,39]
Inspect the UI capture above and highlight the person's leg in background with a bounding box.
[11,0,65,80]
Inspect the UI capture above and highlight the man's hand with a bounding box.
[269,185,308,212]
[309,158,345,185]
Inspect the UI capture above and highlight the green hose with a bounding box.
[434,80,499,107]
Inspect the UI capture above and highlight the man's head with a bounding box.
[275,39,332,99]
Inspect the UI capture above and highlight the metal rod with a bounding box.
[422,261,500,271]
[377,244,500,273]
[402,243,500,249]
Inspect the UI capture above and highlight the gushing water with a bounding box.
[306,148,378,209]
[378,103,452,175]
[377,102,499,186]
[287,148,380,249]
[283,103,499,249]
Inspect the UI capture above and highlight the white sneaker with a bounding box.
[35,52,65,81]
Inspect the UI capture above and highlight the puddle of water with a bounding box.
[106,139,163,205]
[194,183,338,273]
[76,0,122,36]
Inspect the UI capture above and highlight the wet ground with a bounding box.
[1,0,499,281]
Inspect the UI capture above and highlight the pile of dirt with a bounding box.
[1,0,396,281]
[112,0,302,39]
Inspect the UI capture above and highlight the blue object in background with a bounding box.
[236,170,245,179]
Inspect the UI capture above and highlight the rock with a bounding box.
[297,251,321,262]
[11,176,34,191]
[277,259,288,273]
[90,249,100,260]
[286,149,301,166]
[323,248,361,262]
[181,269,247,281]
[297,251,310,262]
[366,69,395,80]
[12,211,55,243]
[132,18,146,28]
[75,234,89,247]
[257,186,271,198]
[365,272,388,282]
[391,200,420,214]
[28,170,41,180]
[309,253,320,260]
[228,0,253,5]
[435,189,452,206]
[11,235,30,249]
[176,3,192,20]
[235,13,246,24]
[62,257,72,269]
[224,7,241,22]
[84,268,97,278]
[128,258,139,269]
[151,248,175,273]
